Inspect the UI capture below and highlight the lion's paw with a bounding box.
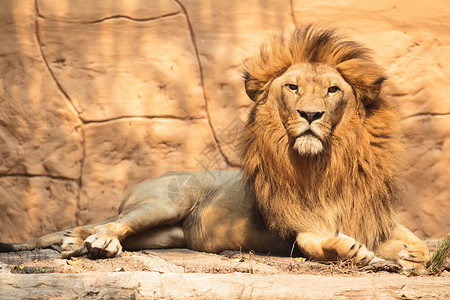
[84,234,123,258]
[322,232,375,266]
[60,227,90,259]
[398,242,430,273]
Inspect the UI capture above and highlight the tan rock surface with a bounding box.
[0,248,449,299]
[0,0,83,179]
[38,15,205,121]
[0,249,450,300]
[0,0,449,242]
[0,177,79,242]
[38,0,181,22]
[0,0,82,241]
[401,115,450,237]
[2,271,449,299]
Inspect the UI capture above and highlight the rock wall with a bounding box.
[0,0,448,242]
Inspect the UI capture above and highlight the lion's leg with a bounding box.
[296,232,376,265]
[375,224,430,272]
[83,200,191,258]
[122,225,185,250]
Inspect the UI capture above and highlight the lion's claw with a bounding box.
[322,233,375,266]
[84,234,122,258]
[60,227,90,258]
[398,243,430,273]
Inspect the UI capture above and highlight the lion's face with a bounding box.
[269,63,356,156]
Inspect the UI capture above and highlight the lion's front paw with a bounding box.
[322,233,375,266]
[61,227,90,259]
[398,242,430,273]
[84,234,123,258]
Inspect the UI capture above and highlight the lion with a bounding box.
[0,25,429,271]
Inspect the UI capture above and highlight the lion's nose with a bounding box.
[298,110,324,124]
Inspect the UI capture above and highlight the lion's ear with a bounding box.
[244,71,264,102]
[336,59,386,106]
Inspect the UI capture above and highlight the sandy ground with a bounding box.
[0,241,449,299]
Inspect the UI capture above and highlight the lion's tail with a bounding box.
[0,230,66,252]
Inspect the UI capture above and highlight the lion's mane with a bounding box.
[240,25,402,250]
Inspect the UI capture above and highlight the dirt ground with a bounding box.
[0,241,449,299]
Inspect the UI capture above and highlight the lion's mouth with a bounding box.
[293,130,324,155]
[296,130,321,141]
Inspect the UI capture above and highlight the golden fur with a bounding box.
[240,25,402,251]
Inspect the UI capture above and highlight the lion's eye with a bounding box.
[327,86,340,94]
[285,84,298,91]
